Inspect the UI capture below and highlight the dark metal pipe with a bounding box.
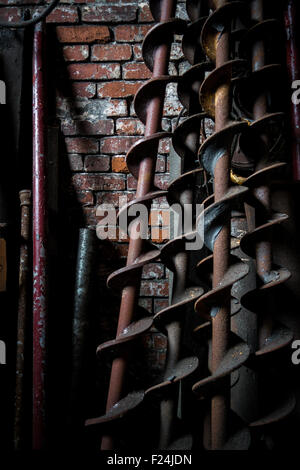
[70,228,96,430]
[14,190,31,450]
[284,0,300,181]
[32,21,48,450]
[101,0,177,450]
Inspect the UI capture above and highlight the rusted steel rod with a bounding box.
[14,190,31,450]
[101,0,177,450]
[32,20,48,450]
[284,0,300,181]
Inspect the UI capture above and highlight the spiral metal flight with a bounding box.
[192,0,295,449]
[85,0,189,450]
[236,0,295,439]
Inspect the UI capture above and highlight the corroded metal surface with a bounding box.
[194,0,251,449]
[14,190,31,450]
[32,21,48,450]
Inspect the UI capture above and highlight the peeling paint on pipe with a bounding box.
[32,20,48,450]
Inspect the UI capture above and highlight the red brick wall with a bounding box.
[0,1,188,361]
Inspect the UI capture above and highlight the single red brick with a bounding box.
[132,44,142,60]
[140,280,169,297]
[65,137,99,154]
[68,63,120,80]
[158,138,171,154]
[71,82,96,98]
[114,24,151,42]
[102,99,128,117]
[67,154,83,171]
[84,155,110,172]
[111,155,128,173]
[91,44,132,61]
[142,263,165,280]
[63,45,89,61]
[46,6,78,23]
[138,3,154,22]
[100,136,139,154]
[56,25,110,43]
[116,118,144,136]
[122,62,151,80]
[127,174,137,190]
[82,5,137,22]
[61,119,114,136]
[72,173,126,191]
[97,81,142,98]
[154,174,169,190]
[170,43,184,60]
[164,91,183,116]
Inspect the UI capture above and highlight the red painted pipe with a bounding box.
[32,20,48,450]
[284,0,300,181]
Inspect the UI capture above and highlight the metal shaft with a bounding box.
[211,6,231,450]
[70,228,96,431]
[101,0,177,450]
[14,190,31,450]
[32,21,48,450]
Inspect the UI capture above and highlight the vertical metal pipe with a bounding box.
[14,190,31,450]
[211,1,231,450]
[70,228,96,430]
[32,20,48,450]
[101,0,177,450]
[284,0,300,181]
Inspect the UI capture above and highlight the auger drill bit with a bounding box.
[141,0,211,450]
[85,0,186,450]
[192,1,252,449]
[236,0,295,442]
